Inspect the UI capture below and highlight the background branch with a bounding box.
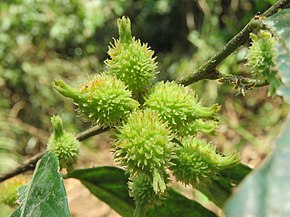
[177,0,290,86]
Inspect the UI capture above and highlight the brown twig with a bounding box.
[218,74,269,95]
[0,126,111,183]
[177,0,290,86]
[76,126,111,141]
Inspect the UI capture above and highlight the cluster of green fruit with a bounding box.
[49,17,239,216]
[247,30,281,96]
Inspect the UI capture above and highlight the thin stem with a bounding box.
[218,74,269,91]
[76,126,111,141]
[0,126,111,183]
[263,0,290,17]
[177,0,290,86]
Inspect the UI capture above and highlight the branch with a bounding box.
[218,74,269,95]
[177,0,290,86]
[76,126,111,141]
[0,126,111,183]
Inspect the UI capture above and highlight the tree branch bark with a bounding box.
[177,0,290,86]
[0,126,111,183]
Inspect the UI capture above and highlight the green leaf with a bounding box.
[224,9,290,217]
[148,188,217,217]
[10,207,21,217]
[196,163,251,207]
[66,166,218,217]
[10,152,71,217]
[220,163,252,184]
[66,166,134,217]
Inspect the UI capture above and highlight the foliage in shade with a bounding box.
[105,17,158,95]
[52,75,139,127]
[66,167,218,217]
[114,109,175,194]
[0,176,27,207]
[47,115,80,170]
[191,164,251,208]
[10,152,71,217]
[144,81,220,136]
[171,138,239,186]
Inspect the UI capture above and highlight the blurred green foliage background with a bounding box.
[0,0,287,177]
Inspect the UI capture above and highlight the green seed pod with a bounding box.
[52,74,139,127]
[114,109,175,193]
[0,176,27,207]
[144,81,220,136]
[105,16,158,95]
[47,115,80,170]
[129,174,165,217]
[248,30,276,77]
[171,138,239,186]
[247,30,280,95]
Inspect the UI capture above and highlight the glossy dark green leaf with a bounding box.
[220,163,252,184]
[148,188,217,217]
[66,166,217,217]
[224,9,290,217]
[66,166,134,217]
[196,163,251,207]
[10,152,71,217]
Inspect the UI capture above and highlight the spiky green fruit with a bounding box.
[0,176,27,207]
[114,109,175,193]
[179,119,219,136]
[129,174,165,217]
[171,138,239,186]
[247,30,281,95]
[105,17,158,95]
[52,74,139,127]
[47,115,80,170]
[144,81,220,136]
